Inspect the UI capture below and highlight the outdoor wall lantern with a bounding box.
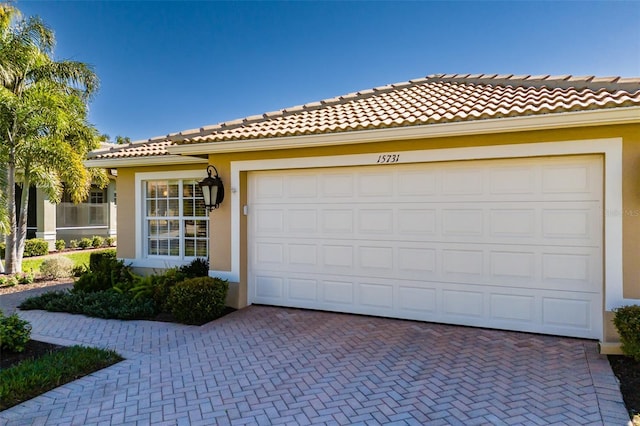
[199,165,225,212]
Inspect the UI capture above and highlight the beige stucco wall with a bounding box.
[114,123,640,343]
[622,138,640,300]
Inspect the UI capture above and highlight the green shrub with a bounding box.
[54,239,65,251]
[40,256,74,279]
[613,304,640,361]
[71,264,88,277]
[0,311,32,353]
[73,250,132,293]
[78,238,93,249]
[167,277,228,325]
[18,290,70,311]
[0,345,123,411]
[23,238,49,257]
[91,235,105,248]
[0,275,18,287]
[152,268,185,311]
[69,239,79,249]
[17,271,35,284]
[179,258,209,278]
[105,236,116,247]
[89,249,116,271]
[55,239,66,251]
[19,290,156,320]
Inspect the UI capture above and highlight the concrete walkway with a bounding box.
[0,305,630,425]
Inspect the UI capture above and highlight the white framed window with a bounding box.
[134,171,209,267]
[89,187,106,225]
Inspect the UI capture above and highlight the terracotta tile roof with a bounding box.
[89,73,640,160]
[88,140,173,160]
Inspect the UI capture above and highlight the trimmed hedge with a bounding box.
[23,238,49,257]
[167,277,228,325]
[0,311,32,353]
[19,290,157,320]
[614,304,640,361]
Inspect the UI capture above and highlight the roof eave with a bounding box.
[167,106,640,155]
[84,154,208,169]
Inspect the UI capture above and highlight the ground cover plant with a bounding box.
[0,343,123,411]
[0,308,122,411]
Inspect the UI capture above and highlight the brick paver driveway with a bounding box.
[0,305,629,425]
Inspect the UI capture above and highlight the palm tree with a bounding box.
[0,4,106,273]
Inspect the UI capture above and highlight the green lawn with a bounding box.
[21,249,111,274]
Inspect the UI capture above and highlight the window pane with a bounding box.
[196,240,208,256]
[148,239,158,255]
[168,183,179,197]
[169,239,180,256]
[168,220,179,236]
[196,220,208,237]
[183,199,194,217]
[195,199,206,216]
[183,182,194,198]
[168,199,179,216]
[148,220,157,236]
[146,182,156,198]
[185,239,195,257]
[157,240,167,256]
[146,200,157,217]
[185,220,195,237]
[157,183,168,198]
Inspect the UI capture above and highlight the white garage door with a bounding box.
[248,155,603,339]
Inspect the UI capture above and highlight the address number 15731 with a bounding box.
[376,154,400,164]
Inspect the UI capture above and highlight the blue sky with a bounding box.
[17,0,640,142]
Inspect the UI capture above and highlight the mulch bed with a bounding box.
[1,340,65,370]
[609,355,640,418]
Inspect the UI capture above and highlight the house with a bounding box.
[85,73,640,351]
[15,176,117,249]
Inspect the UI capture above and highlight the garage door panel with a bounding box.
[255,276,284,299]
[358,209,395,234]
[398,171,437,195]
[542,295,594,330]
[249,155,603,339]
[398,285,438,313]
[397,209,437,234]
[358,172,394,197]
[286,174,318,198]
[322,173,354,198]
[322,209,354,233]
[489,293,536,322]
[443,289,485,317]
[288,278,318,302]
[322,280,354,305]
[442,168,484,195]
[358,283,394,309]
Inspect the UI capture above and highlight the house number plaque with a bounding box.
[376,154,400,164]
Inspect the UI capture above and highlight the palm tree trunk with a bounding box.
[15,177,30,273]
[5,145,18,274]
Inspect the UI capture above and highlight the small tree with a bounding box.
[0,4,107,273]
